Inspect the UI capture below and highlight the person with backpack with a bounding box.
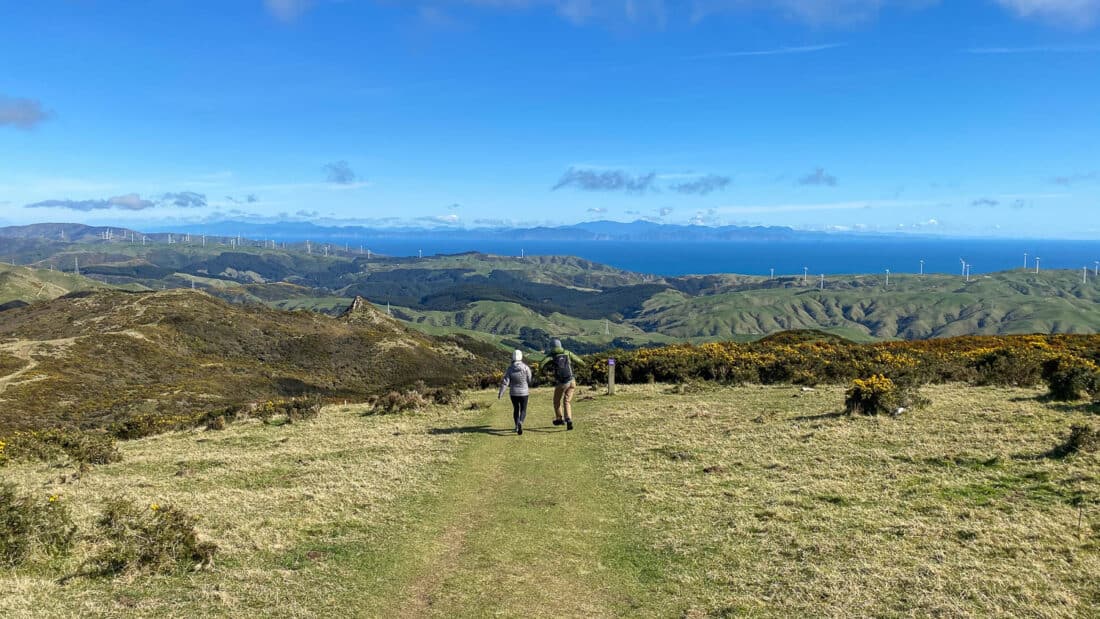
[498,349,533,435]
[545,339,583,430]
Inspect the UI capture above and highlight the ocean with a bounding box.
[340,238,1100,277]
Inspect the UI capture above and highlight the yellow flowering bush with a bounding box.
[89,497,216,576]
[0,483,76,566]
[844,375,899,416]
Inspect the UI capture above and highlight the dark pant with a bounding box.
[510,395,529,426]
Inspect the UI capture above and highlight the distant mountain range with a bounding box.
[144,219,823,243]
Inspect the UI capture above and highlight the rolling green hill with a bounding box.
[0,262,124,305]
[2,232,1099,347]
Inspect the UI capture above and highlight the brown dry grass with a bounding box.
[588,383,1100,617]
[0,403,482,618]
[2,383,1096,617]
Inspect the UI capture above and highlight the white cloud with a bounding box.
[992,0,1100,28]
[714,199,937,214]
[265,0,312,22]
[683,44,844,59]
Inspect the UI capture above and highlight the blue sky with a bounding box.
[1,0,1098,237]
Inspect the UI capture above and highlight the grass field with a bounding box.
[2,384,1097,617]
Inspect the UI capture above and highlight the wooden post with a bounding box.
[608,358,616,396]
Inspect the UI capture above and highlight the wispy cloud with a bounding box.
[265,0,312,22]
[0,95,51,130]
[714,199,936,214]
[108,194,156,210]
[323,160,358,185]
[690,0,935,27]
[966,44,1100,53]
[1049,171,1098,185]
[992,0,1100,28]
[161,191,207,208]
[552,167,659,193]
[684,43,844,60]
[971,198,999,206]
[25,191,207,211]
[670,174,731,195]
[26,199,112,212]
[798,167,838,187]
[587,207,608,213]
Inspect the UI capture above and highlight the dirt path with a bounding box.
[0,339,73,395]
[382,388,657,618]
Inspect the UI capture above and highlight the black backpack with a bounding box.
[553,354,573,383]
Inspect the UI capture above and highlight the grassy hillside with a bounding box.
[0,263,121,305]
[636,270,1100,340]
[2,384,1096,616]
[3,235,1100,345]
[0,290,498,434]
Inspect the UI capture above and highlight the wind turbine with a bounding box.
[1023,252,1028,269]
[965,263,971,283]
[885,269,890,287]
[1094,261,1098,276]
[1035,257,1040,274]
[769,268,774,280]
[1084,267,1089,285]
[959,258,966,276]
[803,266,808,285]
[919,259,924,275]
[819,274,824,290]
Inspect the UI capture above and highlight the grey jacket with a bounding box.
[499,361,533,397]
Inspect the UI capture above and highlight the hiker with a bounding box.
[545,339,583,430]
[498,349,533,435]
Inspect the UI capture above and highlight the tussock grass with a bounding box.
[588,383,1100,617]
[2,383,1097,617]
[0,403,480,617]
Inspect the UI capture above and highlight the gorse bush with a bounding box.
[252,396,323,423]
[370,390,429,414]
[1043,357,1100,401]
[973,348,1045,387]
[89,498,216,576]
[1046,424,1099,458]
[0,483,76,567]
[368,383,461,414]
[1,429,121,466]
[581,333,1100,392]
[844,375,899,416]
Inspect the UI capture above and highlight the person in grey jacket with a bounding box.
[498,349,534,435]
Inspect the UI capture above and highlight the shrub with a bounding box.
[2,429,121,466]
[88,498,216,576]
[973,348,1045,387]
[285,396,323,423]
[844,375,899,416]
[251,397,322,424]
[369,390,428,414]
[0,483,76,566]
[1046,424,1099,458]
[1044,357,1100,401]
[205,415,227,431]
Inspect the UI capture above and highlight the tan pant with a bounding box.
[553,381,575,420]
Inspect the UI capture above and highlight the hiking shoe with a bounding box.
[566,419,574,431]
[552,418,564,426]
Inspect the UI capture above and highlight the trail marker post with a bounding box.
[608,358,616,396]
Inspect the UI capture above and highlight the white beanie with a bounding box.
[513,349,523,362]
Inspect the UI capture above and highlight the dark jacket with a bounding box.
[545,346,583,386]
